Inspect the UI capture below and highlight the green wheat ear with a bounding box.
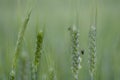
[32,31,43,80]
[88,25,96,78]
[88,1,97,79]
[68,25,82,80]
[9,10,31,80]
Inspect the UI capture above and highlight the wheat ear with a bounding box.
[88,25,96,80]
[68,25,82,80]
[9,10,31,80]
[31,31,43,80]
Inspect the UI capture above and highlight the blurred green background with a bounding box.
[0,0,120,80]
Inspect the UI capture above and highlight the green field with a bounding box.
[0,0,120,80]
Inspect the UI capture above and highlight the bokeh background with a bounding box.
[0,0,120,80]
